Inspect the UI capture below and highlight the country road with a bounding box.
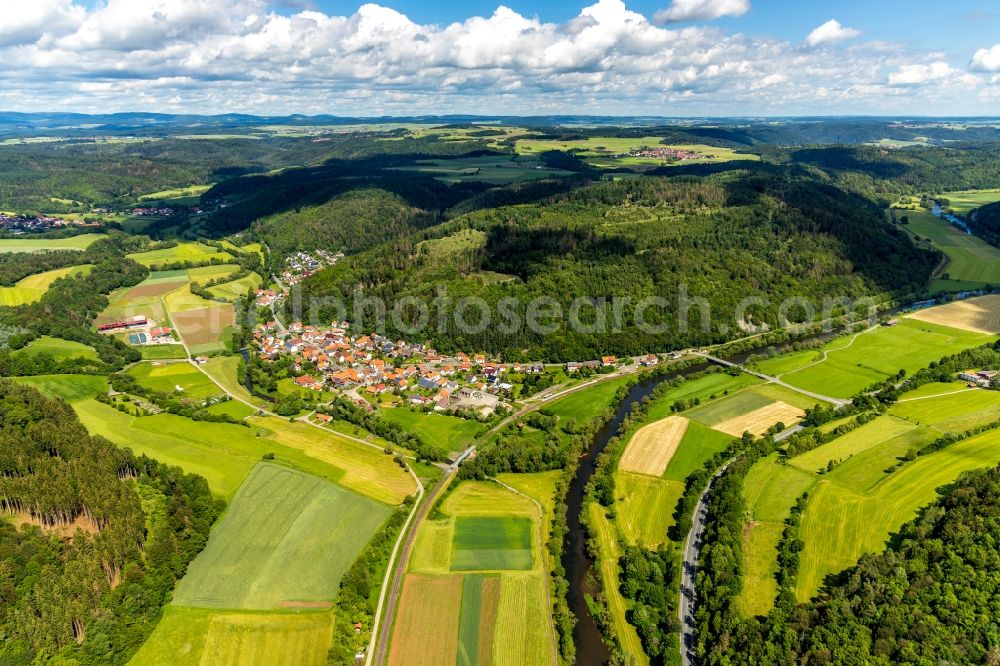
[678,425,801,665]
[692,352,848,407]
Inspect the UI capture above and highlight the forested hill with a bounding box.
[295,172,938,360]
[972,200,1000,247]
[0,380,219,664]
[707,464,1000,664]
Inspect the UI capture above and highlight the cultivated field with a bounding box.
[387,574,463,666]
[129,606,333,666]
[173,463,389,609]
[398,479,556,665]
[0,264,92,306]
[775,319,994,398]
[789,416,916,473]
[686,389,773,426]
[619,415,689,476]
[12,336,98,361]
[208,272,263,300]
[451,516,533,571]
[614,472,683,546]
[712,401,804,437]
[0,233,105,253]
[797,428,1000,600]
[940,188,1000,215]
[172,305,235,354]
[661,420,735,481]
[126,241,233,268]
[906,294,1000,334]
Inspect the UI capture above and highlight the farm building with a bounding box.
[128,332,148,345]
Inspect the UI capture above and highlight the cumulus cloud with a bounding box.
[804,19,860,48]
[972,44,1000,72]
[653,0,749,24]
[0,0,990,115]
[0,0,85,47]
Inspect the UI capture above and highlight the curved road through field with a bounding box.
[678,425,801,665]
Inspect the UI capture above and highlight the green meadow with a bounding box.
[173,463,389,609]
[381,407,484,452]
[0,264,93,305]
[902,210,1000,292]
[0,233,105,253]
[12,336,98,361]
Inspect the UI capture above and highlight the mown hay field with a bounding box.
[618,415,688,476]
[906,294,1000,334]
[712,401,803,437]
[387,574,463,666]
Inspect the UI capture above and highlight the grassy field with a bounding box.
[451,516,533,571]
[127,242,233,268]
[457,574,501,666]
[902,210,1000,292]
[141,344,188,360]
[200,356,270,409]
[11,374,107,401]
[776,319,994,398]
[588,503,649,665]
[129,361,222,400]
[493,573,556,666]
[381,407,483,452]
[12,336,98,360]
[685,389,773,426]
[514,136,757,170]
[940,188,1000,215]
[130,606,333,666]
[890,387,1000,432]
[907,294,1000,334]
[644,373,761,422]
[614,472,683,546]
[545,376,632,422]
[390,154,574,184]
[139,184,213,203]
[208,272,263,300]
[662,420,735,481]
[70,398,415,503]
[0,264,93,305]
[0,233,105,253]
[789,416,916,473]
[174,463,389,609]
[205,399,257,420]
[796,428,1000,600]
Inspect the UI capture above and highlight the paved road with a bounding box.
[369,466,459,666]
[693,352,848,407]
[678,424,802,665]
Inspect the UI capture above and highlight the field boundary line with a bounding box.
[897,388,979,403]
[489,477,560,666]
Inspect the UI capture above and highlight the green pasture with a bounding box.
[0,233,105,253]
[890,387,1000,432]
[129,606,333,666]
[939,188,1000,215]
[129,362,221,400]
[127,242,233,268]
[174,463,389,609]
[139,184,213,203]
[141,344,188,360]
[614,472,683,547]
[12,336,98,361]
[685,389,773,426]
[545,376,632,422]
[796,428,1000,600]
[381,407,483,452]
[208,272,263,300]
[789,416,916,473]
[0,264,93,306]
[662,420,735,481]
[778,319,993,398]
[902,210,1000,292]
[11,374,107,402]
[205,399,257,420]
[390,154,574,184]
[451,516,533,571]
[643,372,760,422]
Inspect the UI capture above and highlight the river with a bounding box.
[932,204,972,234]
[561,330,846,664]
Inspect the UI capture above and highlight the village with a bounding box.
[615,146,707,161]
[251,314,666,417]
[279,250,345,286]
[0,213,96,231]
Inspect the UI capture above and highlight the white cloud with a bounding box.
[0,0,85,46]
[888,61,961,86]
[0,0,990,115]
[653,0,749,24]
[971,44,1000,72]
[804,19,860,48]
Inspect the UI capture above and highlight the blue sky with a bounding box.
[4,1,1000,116]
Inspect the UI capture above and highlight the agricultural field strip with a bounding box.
[618,415,689,476]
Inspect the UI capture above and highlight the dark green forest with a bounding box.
[0,380,219,664]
